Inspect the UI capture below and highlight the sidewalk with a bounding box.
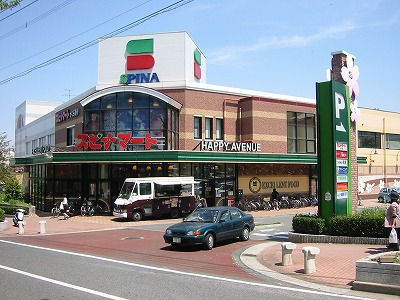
[0,199,393,297]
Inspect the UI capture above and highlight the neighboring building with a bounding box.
[12,31,388,213]
[357,108,400,199]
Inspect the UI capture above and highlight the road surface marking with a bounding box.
[0,264,129,300]
[0,239,375,300]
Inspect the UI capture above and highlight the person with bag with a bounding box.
[384,189,400,251]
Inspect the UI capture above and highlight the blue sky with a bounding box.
[1,0,399,146]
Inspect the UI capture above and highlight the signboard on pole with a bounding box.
[316,81,352,221]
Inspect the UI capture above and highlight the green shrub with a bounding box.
[0,208,4,221]
[0,204,29,215]
[292,214,325,235]
[329,215,352,236]
[3,179,24,202]
[328,209,386,238]
[293,208,387,238]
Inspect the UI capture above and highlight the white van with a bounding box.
[113,177,198,221]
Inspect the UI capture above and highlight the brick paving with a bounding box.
[258,242,387,289]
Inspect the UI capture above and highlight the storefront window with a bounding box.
[88,164,98,179]
[167,163,179,176]
[82,92,179,151]
[214,163,225,178]
[192,163,202,178]
[226,164,235,177]
[117,110,132,130]
[99,164,109,179]
[180,163,191,176]
[101,93,116,109]
[133,93,149,108]
[54,164,81,179]
[111,164,136,179]
[117,92,133,109]
[203,164,214,179]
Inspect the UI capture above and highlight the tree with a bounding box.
[0,132,13,185]
[0,0,21,11]
[4,177,24,201]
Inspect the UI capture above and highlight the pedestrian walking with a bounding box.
[271,188,279,200]
[384,189,400,251]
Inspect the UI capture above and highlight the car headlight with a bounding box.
[187,230,201,236]
[166,229,172,235]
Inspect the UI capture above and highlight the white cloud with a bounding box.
[208,21,356,64]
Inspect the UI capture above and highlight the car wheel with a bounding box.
[204,233,214,250]
[131,210,143,221]
[170,208,180,219]
[240,227,250,241]
[378,197,383,203]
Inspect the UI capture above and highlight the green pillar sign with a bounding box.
[316,81,352,221]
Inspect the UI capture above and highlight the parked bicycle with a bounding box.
[80,200,95,216]
[80,199,108,216]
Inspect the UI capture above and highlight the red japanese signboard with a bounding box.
[76,133,157,150]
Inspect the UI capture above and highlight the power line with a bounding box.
[0,0,76,40]
[0,0,153,71]
[0,0,194,86]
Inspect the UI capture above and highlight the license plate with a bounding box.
[172,237,181,243]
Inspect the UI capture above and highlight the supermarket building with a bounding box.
[13,31,397,213]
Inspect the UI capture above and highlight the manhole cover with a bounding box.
[121,236,144,240]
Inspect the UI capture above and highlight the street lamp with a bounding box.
[369,149,378,163]
[369,149,377,174]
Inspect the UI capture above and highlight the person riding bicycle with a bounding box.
[60,194,69,220]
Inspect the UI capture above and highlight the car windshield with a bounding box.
[118,182,137,200]
[185,209,219,223]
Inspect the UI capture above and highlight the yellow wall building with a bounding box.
[358,107,400,199]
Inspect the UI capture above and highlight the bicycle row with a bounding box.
[216,195,318,211]
[51,200,110,218]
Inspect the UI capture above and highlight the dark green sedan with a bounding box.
[163,206,255,250]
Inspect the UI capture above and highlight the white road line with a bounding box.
[0,264,129,300]
[251,233,272,237]
[0,239,375,300]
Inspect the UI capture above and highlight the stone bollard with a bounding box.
[0,219,9,231]
[302,246,320,274]
[281,242,296,266]
[18,221,25,234]
[39,220,46,234]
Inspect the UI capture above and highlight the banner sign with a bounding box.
[316,81,352,220]
[75,133,159,150]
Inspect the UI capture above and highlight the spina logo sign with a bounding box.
[194,48,201,80]
[120,38,160,84]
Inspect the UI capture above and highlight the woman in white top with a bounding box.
[60,194,69,220]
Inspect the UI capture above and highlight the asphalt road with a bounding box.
[0,239,375,300]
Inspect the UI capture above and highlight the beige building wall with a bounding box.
[358,107,400,199]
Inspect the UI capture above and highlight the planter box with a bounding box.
[288,232,388,245]
[0,220,9,231]
[353,252,400,295]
